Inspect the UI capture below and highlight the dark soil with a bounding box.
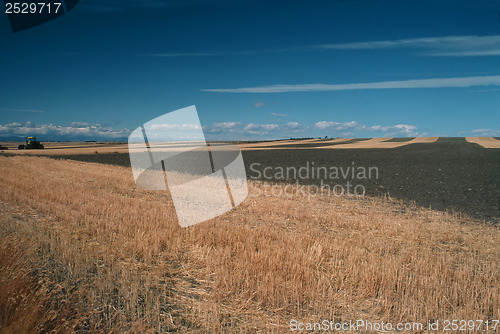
[45,153,133,166]
[3,138,498,223]
[243,137,499,224]
[384,137,415,142]
[255,138,369,148]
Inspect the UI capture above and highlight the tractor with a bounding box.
[18,136,44,149]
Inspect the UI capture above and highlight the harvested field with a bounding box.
[0,141,129,155]
[239,137,439,150]
[238,138,321,149]
[466,137,500,149]
[316,137,390,148]
[314,137,438,149]
[0,155,498,332]
[384,137,415,142]
[1,137,438,154]
[307,137,354,144]
[12,137,498,223]
[241,138,370,150]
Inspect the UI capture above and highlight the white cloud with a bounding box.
[243,123,279,134]
[144,35,500,61]
[0,122,131,140]
[370,124,416,133]
[203,122,242,134]
[317,35,500,57]
[271,112,288,117]
[0,119,425,141]
[0,107,44,113]
[201,75,500,93]
[369,124,418,137]
[315,121,419,137]
[149,123,200,130]
[70,121,91,128]
[284,122,308,133]
[212,122,241,129]
[204,121,308,138]
[315,121,363,131]
[315,121,337,130]
[206,120,419,138]
[254,100,265,108]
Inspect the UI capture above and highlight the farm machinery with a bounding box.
[18,136,44,149]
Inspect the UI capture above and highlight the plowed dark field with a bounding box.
[243,137,499,224]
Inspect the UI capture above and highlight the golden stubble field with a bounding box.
[0,155,498,333]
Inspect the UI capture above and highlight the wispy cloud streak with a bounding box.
[317,35,500,57]
[470,128,500,136]
[0,107,44,113]
[201,75,500,93]
[142,48,298,58]
[144,52,230,58]
[143,35,500,59]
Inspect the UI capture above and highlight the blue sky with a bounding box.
[1,0,499,141]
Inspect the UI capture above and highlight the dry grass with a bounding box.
[311,138,354,144]
[0,142,129,155]
[466,137,500,149]
[315,137,439,149]
[238,139,320,150]
[0,155,498,332]
[239,137,440,150]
